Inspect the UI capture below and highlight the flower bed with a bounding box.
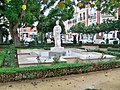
[0,60,120,82]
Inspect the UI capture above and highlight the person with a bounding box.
[53,20,62,47]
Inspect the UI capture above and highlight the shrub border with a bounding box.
[0,60,120,82]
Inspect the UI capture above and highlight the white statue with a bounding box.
[53,20,62,47]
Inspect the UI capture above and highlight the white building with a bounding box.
[63,3,119,44]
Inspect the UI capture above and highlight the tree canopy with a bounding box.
[0,0,57,46]
[71,19,120,34]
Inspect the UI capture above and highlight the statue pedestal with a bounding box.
[50,47,64,52]
[49,47,66,58]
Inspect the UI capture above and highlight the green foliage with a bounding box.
[91,48,120,58]
[77,0,119,16]
[113,40,118,45]
[99,44,119,48]
[4,45,17,67]
[0,51,6,67]
[9,39,13,44]
[0,60,120,82]
[3,0,23,23]
[0,63,92,74]
[71,19,120,34]
[43,47,50,50]
[1,0,57,46]
[107,47,120,52]
[79,47,85,50]
[70,22,87,33]
[52,56,60,64]
[0,59,120,82]
[107,47,113,51]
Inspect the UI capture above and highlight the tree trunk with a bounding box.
[13,33,20,47]
[9,24,20,47]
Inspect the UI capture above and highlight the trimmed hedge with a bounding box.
[0,60,120,82]
[91,49,120,58]
[98,44,119,48]
[0,51,6,67]
[107,47,120,52]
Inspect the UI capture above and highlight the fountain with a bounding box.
[17,21,116,67]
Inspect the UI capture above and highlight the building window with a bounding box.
[94,13,96,16]
[24,28,26,32]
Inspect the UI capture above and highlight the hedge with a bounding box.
[0,51,6,67]
[0,60,120,82]
[107,47,120,52]
[98,44,119,48]
[90,49,120,58]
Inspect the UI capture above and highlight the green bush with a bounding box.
[113,40,118,45]
[107,47,120,52]
[91,49,120,58]
[79,47,85,50]
[0,51,6,67]
[9,39,13,44]
[99,44,119,48]
[3,45,17,68]
[52,56,60,64]
[107,47,113,51]
[43,47,50,50]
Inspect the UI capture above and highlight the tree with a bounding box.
[0,0,29,46]
[0,0,56,46]
[70,22,87,42]
[70,22,87,33]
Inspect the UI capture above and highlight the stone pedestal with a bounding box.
[50,47,64,52]
[50,47,66,58]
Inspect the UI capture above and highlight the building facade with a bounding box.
[63,3,119,43]
[20,27,37,40]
